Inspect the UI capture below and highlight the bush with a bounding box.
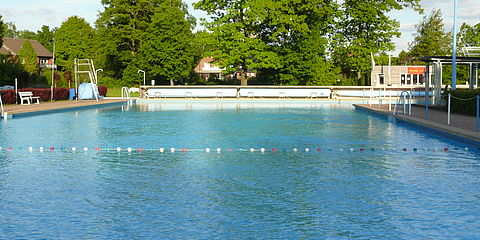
[0,90,17,104]
[0,87,88,104]
[446,89,480,116]
[98,86,108,96]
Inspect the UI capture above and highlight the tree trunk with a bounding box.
[170,79,174,86]
[240,70,247,86]
[240,61,248,86]
[357,71,362,86]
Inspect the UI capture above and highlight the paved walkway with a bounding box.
[2,99,128,116]
[354,104,480,143]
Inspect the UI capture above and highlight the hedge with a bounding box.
[98,86,108,96]
[445,89,480,116]
[0,86,108,104]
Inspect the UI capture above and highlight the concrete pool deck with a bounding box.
[354,104,480,144]
[2,99,129,118]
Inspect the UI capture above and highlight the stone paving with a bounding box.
[2,99,128,115]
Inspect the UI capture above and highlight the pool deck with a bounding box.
[2,99,129,118]
[354,104,480,144]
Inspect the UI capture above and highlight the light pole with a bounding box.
[452,0,458,90]
[138,70,146,85]
[50,38,55,101]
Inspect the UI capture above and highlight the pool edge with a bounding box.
[9,100,133,119]
[354,104,480,146]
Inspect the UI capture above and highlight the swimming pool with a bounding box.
[1,101,479,239]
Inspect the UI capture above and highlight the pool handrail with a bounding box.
[394,90,412,116]
[0,92,4,119]
[121,87,131,100]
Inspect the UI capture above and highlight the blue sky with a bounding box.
[1,0,479,55]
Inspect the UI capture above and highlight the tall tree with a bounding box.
[55,16,95,72]
[35,25,55,51]
[409,9,451,58]
[333,0,422,85]
[97,0,163,85]
[458,23,480,49]
[256,0,338,85]
[0,16,5,46]
[3,22,18,38]
[140,2,195,85]
[18,40,38,74]
[2,21,36,39]
[194,0,283,86]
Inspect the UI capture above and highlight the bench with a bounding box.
[18,91,40,105]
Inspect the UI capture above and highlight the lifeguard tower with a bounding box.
[74,59,100,101]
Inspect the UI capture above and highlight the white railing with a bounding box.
[121,87,131,99]
[394,91,412,116]
[0,93,4,119]
[462,47,480,56]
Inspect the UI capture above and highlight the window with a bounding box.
[401,74,406,85]
[378,74,385,85]
[419,75,425,85]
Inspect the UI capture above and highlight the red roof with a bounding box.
[1,38,53,58]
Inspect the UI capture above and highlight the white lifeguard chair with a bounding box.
[74,59,100,101]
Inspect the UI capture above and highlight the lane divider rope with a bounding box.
[0,146,473,153]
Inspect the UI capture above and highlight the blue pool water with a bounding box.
[1,101,480,239]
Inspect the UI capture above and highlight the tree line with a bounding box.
[1,0,479,88]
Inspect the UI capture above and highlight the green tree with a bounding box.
[96,0,196,86]
[409,9,451,58]
[18,40,38,74]
[35,25,55,51]
[140,2,195,85]
[18,30,36,39]
[0,16,5,46]
[55,16,95,72]
[255,0,338,86]
[458,23,480,49]
[333,0,422,86]
[194,0,283,86]
[3,22,18,38]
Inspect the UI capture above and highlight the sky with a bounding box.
[0,0,479,55]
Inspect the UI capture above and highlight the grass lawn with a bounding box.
[106,87,140,97]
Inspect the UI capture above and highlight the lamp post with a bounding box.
[138,70,146,85]
[452,0,458,90]
[50,38,55,101]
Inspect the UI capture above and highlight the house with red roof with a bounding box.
[1,38,54,73]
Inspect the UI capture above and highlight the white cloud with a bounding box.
[0,0,101,31]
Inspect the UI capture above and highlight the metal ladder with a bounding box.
[394,90,413,116]
[121,87,130,100]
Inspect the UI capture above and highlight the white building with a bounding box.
[371,65,433,87]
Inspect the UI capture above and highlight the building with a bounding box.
[0,38,54,71]
[194,57,257,81]
[371,65,433,87]
[194,57,225,81]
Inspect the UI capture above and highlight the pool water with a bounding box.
[0,101,479,239]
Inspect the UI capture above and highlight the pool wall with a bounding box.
[354,104,480,146]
